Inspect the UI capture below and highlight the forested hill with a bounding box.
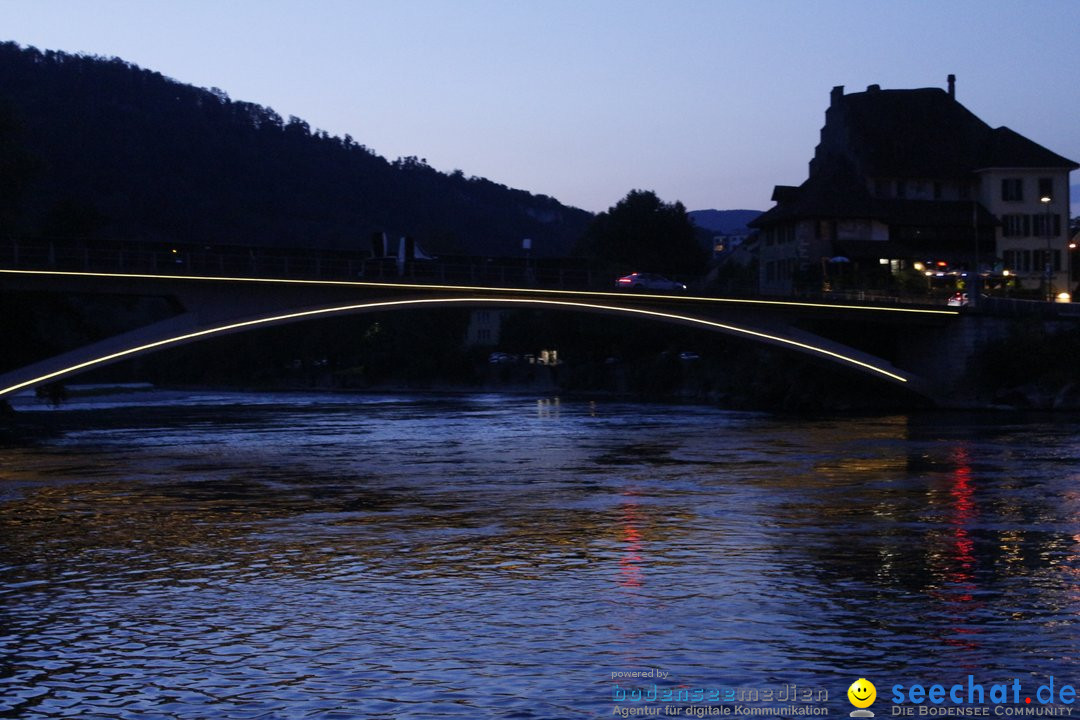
[0,42,592,256]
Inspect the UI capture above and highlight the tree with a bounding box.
[577,189,706,276]
[0,42,592,255]
[0,102,36,235]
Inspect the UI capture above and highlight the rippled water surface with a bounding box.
[2,392,1080,718]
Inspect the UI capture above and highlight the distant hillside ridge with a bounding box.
[0,41,592,257]
[688,209,762,234]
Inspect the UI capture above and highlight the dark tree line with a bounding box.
[0,42,591,256]
[577,189,707,276]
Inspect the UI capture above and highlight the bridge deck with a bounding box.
[0,266,958,401]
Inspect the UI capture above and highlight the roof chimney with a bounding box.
[867,84,881,92]
[947,74,956,99]
[830,85,844,107]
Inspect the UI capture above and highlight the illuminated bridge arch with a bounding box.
[0,295,929,400]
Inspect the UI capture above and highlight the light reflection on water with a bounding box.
[1,392,1080,718]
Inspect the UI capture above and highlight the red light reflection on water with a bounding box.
[617,498,645,588]
[947,447,977,583]
[933,445,982,652]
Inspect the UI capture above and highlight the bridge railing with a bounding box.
[978,295,1080,318]
[10,238,1073,316]
[0,239,596,289]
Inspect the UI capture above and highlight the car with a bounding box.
[947,292,969,307]
[614,272,686,291]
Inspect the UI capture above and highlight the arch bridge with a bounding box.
[0,267,964,403]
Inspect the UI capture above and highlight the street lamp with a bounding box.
[1041,194,1052,301]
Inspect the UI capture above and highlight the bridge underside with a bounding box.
[0,270,949,402]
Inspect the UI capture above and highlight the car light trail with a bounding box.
[0,296,911,397]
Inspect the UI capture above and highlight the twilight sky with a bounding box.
[2,0,1078,215]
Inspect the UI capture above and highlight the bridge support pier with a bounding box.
[895,314,1027,406]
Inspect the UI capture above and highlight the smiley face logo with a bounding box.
[848,678,876,709]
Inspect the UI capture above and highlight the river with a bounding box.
[2,391,1079,719]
